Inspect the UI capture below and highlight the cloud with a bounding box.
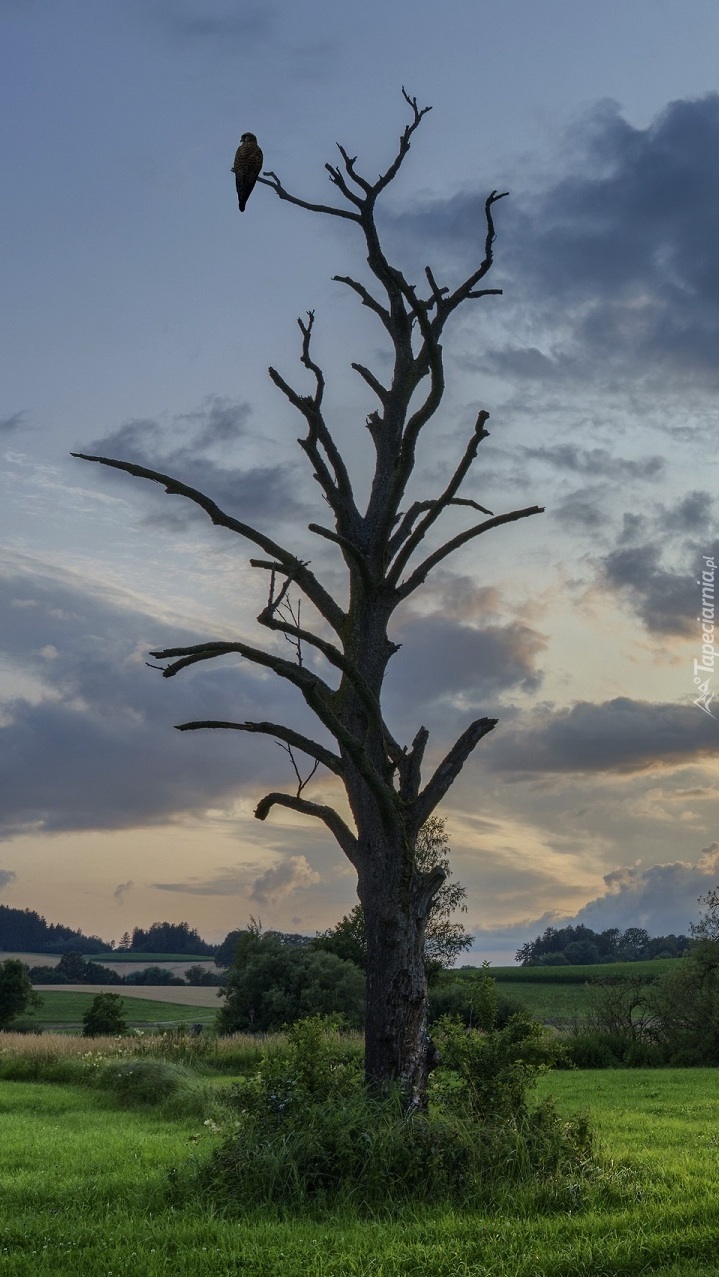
[141,0,273,45]
[385,613,546,716]
[392,93,719,391]
[0,869,16,891]
[469,842,719,960]
[559,841,719,936]
[596,494,718,636]
[520,444,665,482]
[505,94,719,384]
[249,855,320,906]
[0,566,320,838]
[78,397,306,530]
[154,866,261,896]
[0,412,26,434]
[113,881,134,903]
[488,698,719,775]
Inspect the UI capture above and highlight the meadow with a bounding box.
[1,1022,718,1276]
[23,990,220,1032]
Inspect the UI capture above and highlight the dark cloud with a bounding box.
[113,881,134,903]
[0,568,320,839]
[487,698,719,775]
[597,494,718,636]
[385,613,546,715]
[506,94,719,382]
[0,411,26,434]
[521,444,665,482]
[391,94,719,389]
[551,487,606,530]
[141,0,273,45]
[0,870,17,891]
[79,397,305,529]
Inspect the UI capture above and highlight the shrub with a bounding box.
[217,933,365,1032]
[562,1032,620,1069]
[5,1016,43,1035]
[82,992,128,1036]
[429,977,524,1029]
[198,1013,593,1214]
[0,959,40,1028]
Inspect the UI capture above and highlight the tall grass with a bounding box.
[0,1028,307,1080]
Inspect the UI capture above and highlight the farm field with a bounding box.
[2,952,219,977]
[1,1059,718,1275]
[22,989,221,1031]
[494,978,591,1024]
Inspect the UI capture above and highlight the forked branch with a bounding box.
[254,791,359,864]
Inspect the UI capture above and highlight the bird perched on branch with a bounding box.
[232,132,263,212]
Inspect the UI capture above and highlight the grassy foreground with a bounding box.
[1,1060,719,1275]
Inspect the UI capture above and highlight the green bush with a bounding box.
[5,1015,43,1035]
[217,933,365,1032]
[198,1014,594,1214]
[562,1032,622,1069]
[429,974,524,1029]
[0,959,40,1028]
[82,992,128,1036]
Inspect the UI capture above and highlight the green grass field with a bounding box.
[1,1058,719,1275]
[28,991,218,1030]
[495,978,592,1024]
[85,952,216,964]
[482,959,684,983]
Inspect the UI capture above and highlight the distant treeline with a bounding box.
[25,952,224,987]
[0,906,109,954]
[516,924,691,966]
[116,922,216,957]
[0,908,218,957]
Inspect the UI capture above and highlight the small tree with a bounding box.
[75,93,542,1108]
[218,930,365,1032]
[82,992,128,1037]
[0,959,40,1029]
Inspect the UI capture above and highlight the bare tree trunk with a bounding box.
[359,851,439,1107]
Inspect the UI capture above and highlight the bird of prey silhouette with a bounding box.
[232,132,263,212]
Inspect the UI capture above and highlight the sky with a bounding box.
[1,0,718,962]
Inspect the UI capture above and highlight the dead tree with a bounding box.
[74,91,543,1110]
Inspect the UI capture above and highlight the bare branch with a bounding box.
[388,410,492,581]
[277,741,321,797]
[308,523,374,590]
[325,154,367,205]
[71,453,345,634]
[398,504,545,598]
[332,275,392,329]
[440,191,508,315]
[269,312,357,521]
[254,791,359,864]
[175,719,343,775]
[335,144,373,196]
[149,638,333,694]
[257,172,361,222]
[411,717,497,832]
[397,726,429,801]
[351,362,389,406]
[371,88,432,199]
